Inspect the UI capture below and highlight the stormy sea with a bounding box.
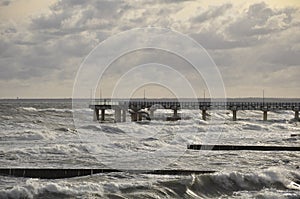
[0,98,300,198]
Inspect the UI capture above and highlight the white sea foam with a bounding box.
[20,107,72,113]
[21,107,38,112]
[0,130,58,141]
[0,178,105,199]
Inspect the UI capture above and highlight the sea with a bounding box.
[0,98,299,199]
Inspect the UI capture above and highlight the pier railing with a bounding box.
[89,99,300,111]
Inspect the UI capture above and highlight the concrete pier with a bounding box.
[263,111,268,121]
[89,99,300,123]
[232,110,237,121]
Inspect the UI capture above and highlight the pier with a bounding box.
[89,99,300,122]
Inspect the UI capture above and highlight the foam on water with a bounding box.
[1,99,300,197]
[0,168,299,199]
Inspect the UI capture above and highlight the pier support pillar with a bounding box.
[131,112,138,122]
[232,110,237,121]
[263,111,268,121]
[138,112,142,121]
[114,109,121,123]
[173,109,178,118]
[295,111,299,121]
[202,110,207,121]
[101,109,105,121]
[93,109,99,121]
[122,109,126,122]
[150,110,154,119]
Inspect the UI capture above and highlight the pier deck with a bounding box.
[89,99,300,122]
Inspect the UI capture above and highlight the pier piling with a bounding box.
[114,109,121,122]
[93,109,99,121]
[202,110,207,120]
[232,110,237,121]
[101,109,105,121]
[150,110,154,118]
[173,109,178,118]
[138,112,142,121]
[131,112,138,122]
[263,111,268,121]
[295,111,299,121]
[122,109,126,122]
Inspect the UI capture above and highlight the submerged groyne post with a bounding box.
[263,111,268,121]
[232,110,237,121]
[202,109,207,121]
[114,109,121,122]
[122,109,126,122]
[101,109,105,121]
[295,111,299,121]
[93,108,99,121]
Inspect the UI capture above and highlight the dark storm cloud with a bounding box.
[0,0,11,6]
[227,2,295,38]
[186,2,300,95]
[31,0,125,32]
[190,31,250,50]
[0,0,124,81]
[0,0,299,97]
[192,3,232,23]
[189,2,299,50]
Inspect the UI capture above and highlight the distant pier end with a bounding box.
[89,99,300,123]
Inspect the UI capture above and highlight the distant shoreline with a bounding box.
[1,97,300,102]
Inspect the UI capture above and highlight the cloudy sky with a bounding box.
[0,0,300,98]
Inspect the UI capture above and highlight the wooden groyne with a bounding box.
[0,168,215,179]
[187,144,300,151]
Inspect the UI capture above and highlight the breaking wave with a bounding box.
[0,168,299,199]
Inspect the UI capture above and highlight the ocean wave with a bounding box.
[20,107,72,113]
[1,168,299,199]
[0,130,56,141]
[20,107,38,112]
[156,167,300,198]
[0,178,104,199]
[80,125,102,131]
[55,127,77,133]
[242,123,267,131]
[101,125,126,134]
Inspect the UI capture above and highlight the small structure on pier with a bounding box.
[89,99,300,122]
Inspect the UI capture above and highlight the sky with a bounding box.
[0,0,300,98]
